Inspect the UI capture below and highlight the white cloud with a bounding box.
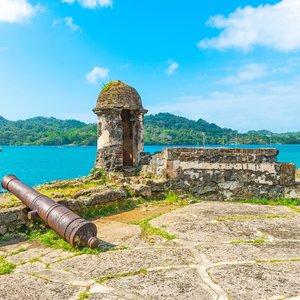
[0,46,8,52]
[165,60,179,75]
[0,0,41,23]
[198,0,300,52]
[53,17,81,32]
[148,79,300,133]
[223,63,267,84]
[62,0,113,9]
[86,66,109,84]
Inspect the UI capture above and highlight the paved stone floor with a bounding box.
[1,201,300,300]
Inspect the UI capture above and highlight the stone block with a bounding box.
[131,184,151,197]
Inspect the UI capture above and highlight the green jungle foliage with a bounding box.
[0,113,300,146]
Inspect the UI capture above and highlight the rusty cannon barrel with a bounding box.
[1,175,100,249]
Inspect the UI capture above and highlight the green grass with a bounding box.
[7,248,27,256]
[0,235,13,243]
[290,206,300,213]
[143,191,193,207]
[230,239,266,245]
[131,214,176,241]
[256,258,300,263]
[37,181,102,199]
[216,214,293,222]
[78,291,90,300]
[0,258,16,275]
[18,226,111,255]
[80,199,137,219]
[31,273,52,282]
[96,268,148,284]
[0,248,26,275]
[0,195,21,209]
[101,80,122,92]
[29,256,42,264]
[233,198,300,215]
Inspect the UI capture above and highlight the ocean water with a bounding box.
[0,144,299,189]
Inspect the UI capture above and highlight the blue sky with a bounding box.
[0,0,300,133]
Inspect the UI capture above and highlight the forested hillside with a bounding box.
[0,113,299,146]
[0,116,96,145]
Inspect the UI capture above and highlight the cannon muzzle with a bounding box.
[1,175,100,249]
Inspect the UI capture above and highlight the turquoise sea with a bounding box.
[0,145,299,190]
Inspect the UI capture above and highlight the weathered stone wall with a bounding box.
[141,148,297,200]
[95,110,123,171]
[94,109,146,171]
[93,81,147,171]
[0,207,27,236]
[0,187,126,237]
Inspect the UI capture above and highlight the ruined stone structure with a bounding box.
[93,81,147,171]
[93,81,299,200]
[141,148,297,200]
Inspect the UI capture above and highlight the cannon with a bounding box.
[1,175,100,249]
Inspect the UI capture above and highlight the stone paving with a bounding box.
[1,201,300,300]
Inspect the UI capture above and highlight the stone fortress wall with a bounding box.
[141,147,298,200]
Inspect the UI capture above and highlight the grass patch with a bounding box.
[80,199,137,219]
[18,225,113,255]
[235,198,300,214]
[216,214,293,222]
[144,191,192,207]
[230,239,266,245]
[290,206,300,213]
[7,248,27,257]
[0,257,16,275]
[96,268,148,284]
[31,273,52,282]
[29,256,42,264]
[0,195,21,209]
[131,214,176,241]
[37,181,101,199]
[256,258,300,263]
[0,235,16,243]
[0,248,25,274]
[101,80,122,92]
[78,291,90,300]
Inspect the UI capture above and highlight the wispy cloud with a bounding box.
[0,0,41,23]
[53,17,81,32]
[86,66,109,84]
[148,79,300,132]
[198,0,300,52]
[62,0,113,9]
[165,60,179,75]
[0,46,8,52]
[222,63,267,84]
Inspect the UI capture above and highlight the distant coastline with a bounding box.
[1,113,300,146]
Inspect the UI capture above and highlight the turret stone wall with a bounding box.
[93,81,147,171]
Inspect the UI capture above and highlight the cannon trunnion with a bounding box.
[2,175,100,249]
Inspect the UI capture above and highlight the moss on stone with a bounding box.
[96,268,148,284]
[95,80,142,111]
[256,258,300,263]
[101,80,123,92]
[78,291,90,300]
[230,239,266,245]
[216,214,294,222]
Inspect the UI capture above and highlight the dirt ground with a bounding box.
[1,201,300,300]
